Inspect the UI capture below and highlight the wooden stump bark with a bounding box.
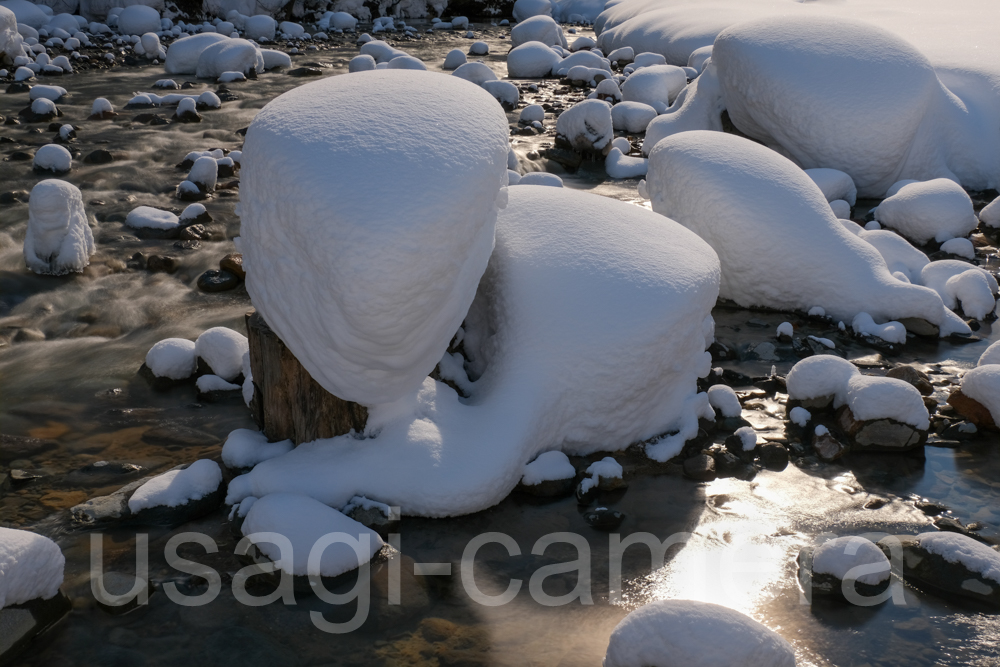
[245,310,367,444]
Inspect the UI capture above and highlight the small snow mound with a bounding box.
[805,168,857,206]
[507,41,562,78]
[517,172,563,187]
[521,451,575,485]
[196,374,240,393]
[194,327,249,382]
[222,429,294,470]
[734,425,756,451]
[787,355,859,403]
[128,460,222,513]
[845,374,929,429]
[978,341,1000,367]
[145,338,196,380]
[126,206,178,230]
[0,527,65,608]
[24,179,94,276]
[939,237,975,260]
[958,365,1000,425]
[980,198,1000,228]
[851,312,907,344]
[707,384,741,418]
[789,406,811,427]
[875,179,978,244]
[813,536,890,585]
[33,143,72,173]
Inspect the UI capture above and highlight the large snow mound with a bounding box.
[874,179,978,244]
[0,527,65,608]
[507,41,562,78]
[24,179,95,276]
[603,599,796,667]
[239,71,510,406]
[844,374,929,429]
[510,14,567,50]
[117,4,159,35]
[1,5,25,61]
[227,186,719,517]
[195,38,262,79]
[241,493,384,577]
[164,33,228,74]
[646,131,969,336]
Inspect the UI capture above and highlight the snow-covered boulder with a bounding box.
[518,450,576,497]
[979,340,1000,367]
[707,384,740,418]
[920,260,998,321]
[517,172,563,187]
[836,374,929,450]
[239,71,510,406]
[194,326,248,382]
[442,47,465,70]
[605,148,646,179]
[33,143,72,174]
[227,185,719,516]
[358,39,403,63]
[244,14,275,41]
[195,38,261,79]
[1,0,48,29]
[510,14,567,50]
[221,429,293,473]
[126,460,224,523]
[0,527,65,609]
[512,0,552,23]
[1,6,25,62]
[878,532,1000,607]
[856,229,929,284]
[798,536,891,601]
[646,131,969,337]
[620,63,685,114]
[787,355,858,409]
[611,100,656,133]
[482,80,519,110]
[604,599,796,667]
[164,32,227,74]
[981,198,1000,228]
[948,365,1000,430]
[117,4,159,35]
[507,41,561,78]
[145,337,196,380]
[451,60,496,85]
[552,48,609,77]
[348,53,375,72]
[874,179,979,244]
[555,98,612,154]
[241,493,384,577]
[23,179,94,276]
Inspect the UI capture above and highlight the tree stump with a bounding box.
[245,310,368,444]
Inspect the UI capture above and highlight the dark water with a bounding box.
[1,24,999,667]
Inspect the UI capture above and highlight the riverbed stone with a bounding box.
[220,253,245,279]
[813,431,848,462]
[836,406,927,451]
[877,533,1000,607]
[797,544,891,603]
[518,476,576,498]
[683,454,717,481]
[887,365,934,395]
[197,269,240,292]
[947,389,996,430]
[0,592,72,664]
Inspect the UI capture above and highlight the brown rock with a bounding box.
[836,406,927,451]
[813,431,848,462]
[146,255,179,273]
[220,253,244,279]
[887,365,934,396]
[947,389,996,430]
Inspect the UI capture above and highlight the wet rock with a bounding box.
[88,110,117,120]
[174,240,201,251]
[146,255,179,274]
[141,424,220,449]
[83,149,114,164]
[797,541,891,603]
[759,443,789,471]
[947,389,996,430]
[813,430,848,462]
[134,225,180,240]
[711,449,742,476]
[0,434,58,463]
[197,269,240,292]
[175,108,201,123]
[13,328,46,342]
[10,469,44,485]
[18,104,61,123]
[288,67,324,77]
[345,504,400,537]
[747,341,779,362]
[887,365,933,395]
[179,223,207,240]
[60,461,145,488]
[724,433,755,462]
[584,507,625,531]
[898,318,939,337]
[518,476,576,498]
[864,497,888,510]
[220,253,245,279]
[708,340,733,361]
[932,516,975,536]
[683,454,717,481]
[836,406,927,452]
[575,478,598,505]
[6,81,32,94]
[914,499,950,516]
[877,533,1000,607]
[0,190,30,204]
[92,571,156,615]
[0,592,72,665]
[7,150,33,161]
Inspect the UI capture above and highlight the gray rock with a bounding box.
[0,592,72,665]
[683,454,717,481]
[813,431,848,462]
[877,534,1000,607]
[887,365,933,395]
[517,476,575,498]
[797,546,891,602]
[837,406,927,451]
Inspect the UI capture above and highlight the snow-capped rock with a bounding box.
[556,98,613,153]
[512,0,553,23]
[23,179,94,276]
[611,100,656,133]
[620,63,686,113]
[33,143,71,174]
[164,32,228,74]
[507,40,562,78]
[117,4,159,35]
[145,338,196,380]
[221,429,293,472]
[878,532,1000,607]
[511,14,567,49]
[194,327,248,382]
[798,536,891,601]
[948,365,1000,430]
[874,179,978,244]
[195,37,262,79]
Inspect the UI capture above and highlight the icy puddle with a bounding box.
[2,25,1000,667]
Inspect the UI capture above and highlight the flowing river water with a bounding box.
[1,23,999,667]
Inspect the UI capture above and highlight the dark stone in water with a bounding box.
[914,499,950,516]
[0,592,73,665]
[864,497,889,510]
[93,572,155,616]
[180,223,207,240]
[10,469,43,485]
[134,225,180,240]
[131,112,161,123]
[759,443,789,471]
[797,546,890,603]
[83,149,114,164]
[877,534,1000,607]
[724,433,755,462]
[4,116,21,125]
[181,81,197,89]
[174,239,201,251]
[575,478,598,505]
[150,115,170,126]
[146,254,179,273]
[288,66,324,76]
[0,190,29,204]
[141,424,220,449]
[5,82,32,94]
[584,507,624,531]
[683,454,716,481]
[60,461,145,488]
[518,476,575,498]
[220,252,245,279]
[198,269,240,292]
[8,150,33,161]
[175,110,202,123]
[0,433,58,463]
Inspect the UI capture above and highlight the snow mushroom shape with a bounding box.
[227,186,720,517]
[23,179,95,276]
[710,15,998,197]
[646,131,969,336]
[603,599,796,667]
[239,71,510,406]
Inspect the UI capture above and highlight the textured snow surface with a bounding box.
[24,179,94,276]
[195,38,262,79]
[194,327,248,382]
[605,148,647,179]
[920,261,999,321]
[979,341,1000,367]
[875,179,978,244]
[805,168,857,206]
[227,186,719,517]
[959,365,1000,425]
[510,14,566,50]
[29,84,66,102]
[851,313,906,345]
[917,532,1000,584]
[786,355,859,403]
[611,100,656,133]
[126,206,178,230]
[646,131,969,336]
[128,460,222,512]
[507,41,562,78]
[239,71,510,406]
[196,374,240,392]
[517,172,563,187]
[734,426,756,451]
[221,429,293,469]
[707,384,741,418]
[789,406,811,427]
[857,229,929,284]
[145,338,196,379]
[0,527,64,609]
[33,144,71,173]
[117,4,159,35]
[556,98,612,152]
[812,536,891,585]
[241,493,384,577]
[603,599,796,667]
[981,198,1000,227]
[164,33,229,74]
[521,450,575,485]
[845,374,929,429]
[620,64,685,114]
[513,0,552,23]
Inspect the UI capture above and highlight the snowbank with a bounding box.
[164,32,228,74]
[239,71,510,406]
[0,5,24,62]
[0,527,64,608]
[241,493,384,577]
[128,460,223,512]
[227,186,719,517]
[221,429,293,470]
[604,599,796,667]
[194,327,248,381]
[646,131,969,336]
[24,179,94,276]
[145,338,196,380]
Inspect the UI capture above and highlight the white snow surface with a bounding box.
[510,14,567,50]
[33,143,71,173]
[194,326,248,381]
[451,61,497,85]
[958,365,1000,425]
[920,261,998,320]
[805,168,857,206]
[875,179,978,244]
[0,527,65,609]
[851,313,907,345]
[978,340,1000,367]
[507,41,562,78]
[221,428,293,469]
[603,599,796,667]
[707,384,740,418]
[517,172,563,187]
[619,63,685,114]
[195,38,262,79]
[734,425,756,451]
[126,206,178,230]
[980,198,1000,227]
[24,179,94,276]
[556,98,612,152]
[196,374,241,392]
[856,229,929,284]
[521,450,575,485]
[188,155,218,191]
[519,104,544,124]
[241,493,384,577]
[917,531,1000,584]
[844,374,929,429]
[117,4,159,35]
[227,186,719,517]
[512,0,552,23]
[610,100,656,133]
[145,338,196,379]
[29,84,66,101]
[787,355,859,404]
[812,536,891,585]
[940,238,976,260]
[260,48,291,70]
[164,33,228,74]
[605,148,647,179]
[239,71,510,406]
[646,131,970,337]
[128,460,223,512]
[789,406,811,427]
[442,48,465,70]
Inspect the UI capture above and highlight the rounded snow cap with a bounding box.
[239,71,510,405]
